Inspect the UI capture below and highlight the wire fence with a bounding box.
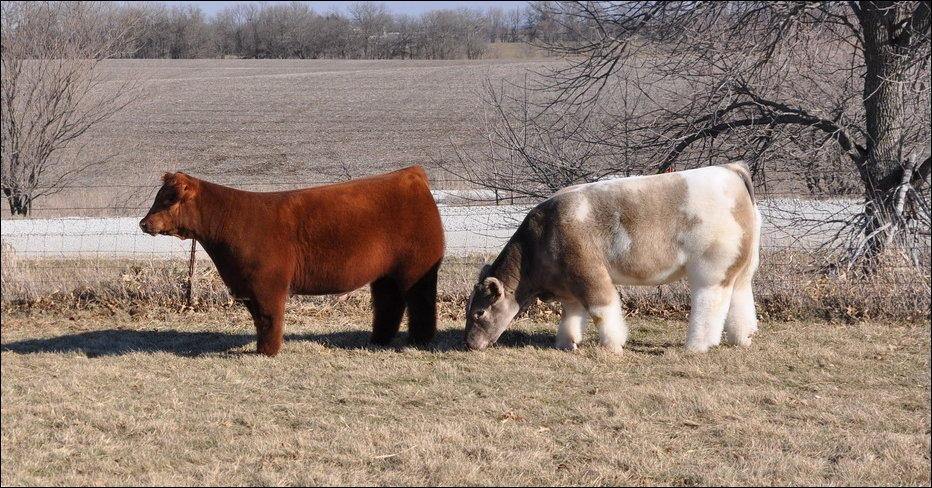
[1,170,930,316]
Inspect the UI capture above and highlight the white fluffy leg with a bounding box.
[686,284,731,353]
[556,301,588,351]
[589,297,626,354]
[724,281,757,347]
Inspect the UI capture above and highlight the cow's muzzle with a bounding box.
[464,335,490,351]
[139,218,162,236]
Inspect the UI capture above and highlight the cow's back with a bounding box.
[288,166,444,294]
[528,164,758,289]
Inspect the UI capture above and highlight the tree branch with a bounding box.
[656,101,866,173]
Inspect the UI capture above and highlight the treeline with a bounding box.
[110,1,581,60]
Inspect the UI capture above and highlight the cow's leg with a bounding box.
[570,264,625,353]
[703,284,735,348]
[555,299,587,351]
[404,262,440,347]
[724,274,758,347]
[246,290,287,357]
[685,279,732,353]
[588,293,626,354]
[578,281,625,353]
[370,277,406,346]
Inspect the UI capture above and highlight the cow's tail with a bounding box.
[729,161,756,203]
[736,160,761,277]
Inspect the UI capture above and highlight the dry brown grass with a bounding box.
[483,42,554,59]
[1,304,929,486]
[2,251,929,324]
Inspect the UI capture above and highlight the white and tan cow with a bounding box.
[464,162,761,353]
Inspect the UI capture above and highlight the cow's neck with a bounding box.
[183,180,246,246]
[489,236,536,308]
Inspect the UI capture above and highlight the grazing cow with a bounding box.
[465,162,761,353]
[140,166,445,356]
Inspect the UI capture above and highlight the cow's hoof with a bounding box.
[600,343,624,354]
[725,335,752,347]
[555,339,578,352]
[685,343,710,354]
[256,345,281,357]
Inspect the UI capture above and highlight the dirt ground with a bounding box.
[15,58,554,219]
[1,306,928,485]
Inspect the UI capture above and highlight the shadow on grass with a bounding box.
[624,339,678,356]
[0,328,556,357]
[0,330,255,357]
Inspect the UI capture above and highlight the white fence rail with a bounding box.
[2,199,866,259]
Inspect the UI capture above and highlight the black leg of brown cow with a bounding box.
[404,262,440,347]
[370,277,406,346]
[246,292,286,356]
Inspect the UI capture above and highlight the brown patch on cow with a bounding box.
[140,166,445,356]
[720,192,756,287]
[603,175,697,284]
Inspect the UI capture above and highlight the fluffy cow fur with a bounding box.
[465,162,761,353]
[140,166,445,356]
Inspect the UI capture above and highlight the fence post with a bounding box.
[185,240,197,308]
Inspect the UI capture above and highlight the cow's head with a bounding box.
[464,266,520,351]
[139,172,199,239]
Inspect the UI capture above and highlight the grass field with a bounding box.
[2,306,929,485]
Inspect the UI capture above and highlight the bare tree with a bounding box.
[440,76,630,202]
[506,6,527,42]
[443,1,931,269]
[348,2,393,58]
[419,8,490,60]
[112,2,545,61]
[1,1,139,216]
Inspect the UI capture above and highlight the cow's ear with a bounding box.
[478,264,493,280]
[166,172,197,202]
[483,277,504,302]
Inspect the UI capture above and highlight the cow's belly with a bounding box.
[606,252,688,286]
[290,248,394,296]
[291,267,383,296]
[609,264,687,286]
[291,280,368,296]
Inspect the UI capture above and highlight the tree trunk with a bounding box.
[4,191,31,216]
[856,1,912,264]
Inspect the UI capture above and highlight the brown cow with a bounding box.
[140,166,445,356]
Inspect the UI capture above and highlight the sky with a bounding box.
[160,1,530,17]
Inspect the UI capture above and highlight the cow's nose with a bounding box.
[465,338,488,351]
[139,219,149,233]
